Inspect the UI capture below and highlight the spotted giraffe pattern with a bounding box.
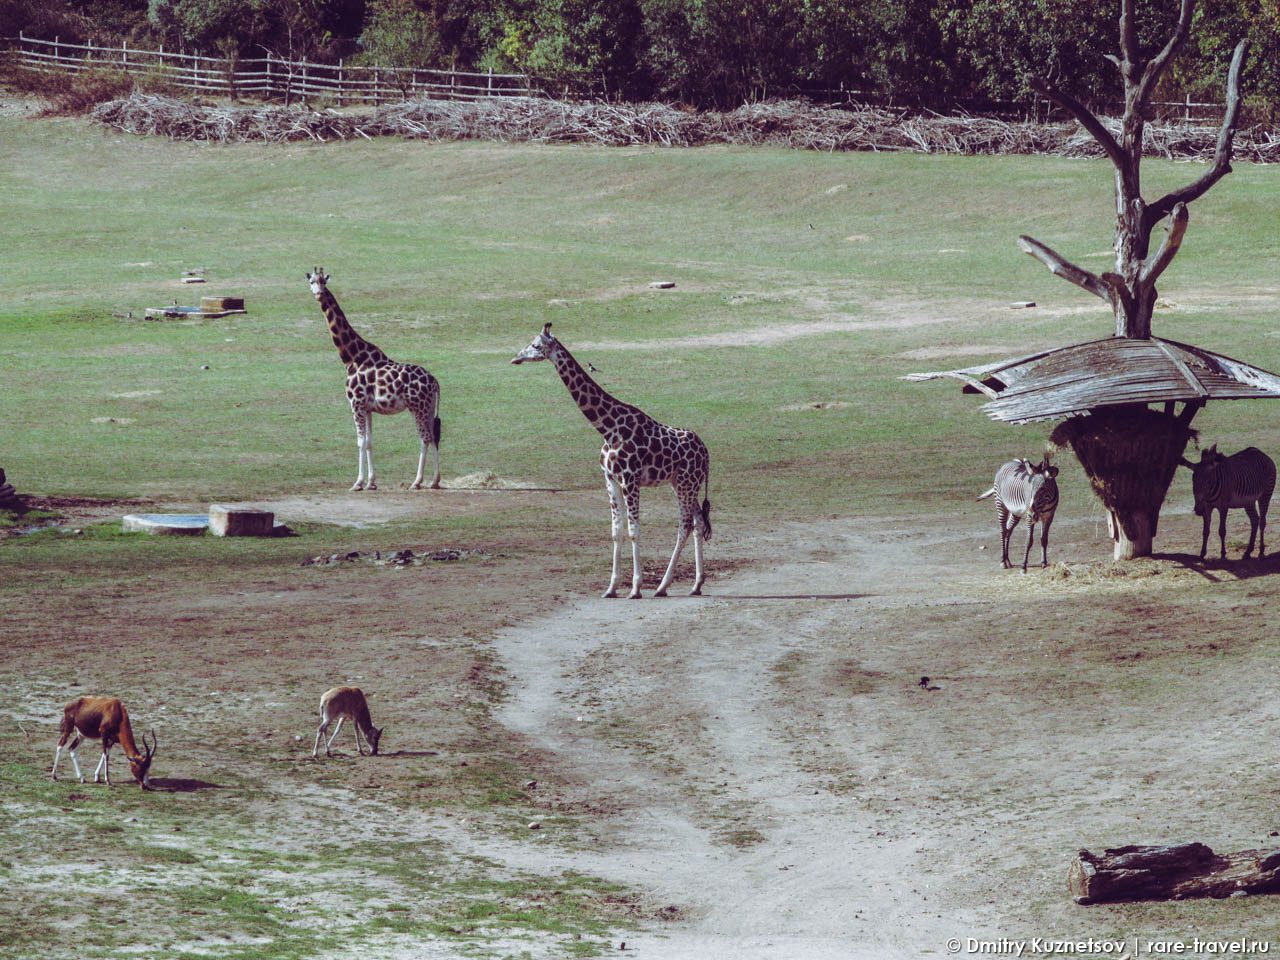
[513,323,711,599]
[308,269,441,491]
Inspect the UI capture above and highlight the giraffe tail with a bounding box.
[699,498,712,541]
[432,417,442,447]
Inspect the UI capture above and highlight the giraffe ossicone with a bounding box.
[513,323,712,598]
[308,268,441,492]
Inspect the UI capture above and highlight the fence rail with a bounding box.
[8,34,535,104]
[8,34,1229,120]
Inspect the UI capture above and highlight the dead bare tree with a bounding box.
[1017,0,1247,560]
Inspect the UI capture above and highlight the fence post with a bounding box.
[122,39,127,69]
[488,67,493,97]
[337,59,343,107]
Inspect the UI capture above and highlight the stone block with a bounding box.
[209,504,275,537]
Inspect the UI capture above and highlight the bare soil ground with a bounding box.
[6,492,1280,956]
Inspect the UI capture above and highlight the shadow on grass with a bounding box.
[705,593,875,601]
[1151,551,1280,582]
[149,777,223,792]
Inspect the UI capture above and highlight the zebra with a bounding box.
[1179,444,1276,560]
[976,457,1060,571]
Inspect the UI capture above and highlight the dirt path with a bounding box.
[488,512,1280,956]
[489,519,995,958]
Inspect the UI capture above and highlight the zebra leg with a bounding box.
[1199,511,1211,560]
[1243,504,1260,559]
[1218,507,1229,560]
[1039,514,1054,568]
[1001,512,1019,569]
[1021,519,1037,572]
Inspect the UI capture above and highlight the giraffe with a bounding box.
[512,323,711,599]
[308,269,441,491]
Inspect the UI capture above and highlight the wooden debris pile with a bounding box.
[1070,843,1280,904]
[90,94,1280,161]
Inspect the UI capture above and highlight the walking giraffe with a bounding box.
[512,323,711,599]
[307,269,441,491]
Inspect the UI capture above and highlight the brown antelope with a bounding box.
[313,686,383,758]
[52,696,157,789]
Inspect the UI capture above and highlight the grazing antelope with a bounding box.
[313,686,383,758]
[52,696,157,789]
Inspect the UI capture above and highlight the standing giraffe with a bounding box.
[308,269,441,491]
[513,323,711,599]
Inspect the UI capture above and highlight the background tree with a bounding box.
[1018,0,1247,558]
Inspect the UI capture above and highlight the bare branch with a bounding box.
[1018,235,1110,302]
[1146,40,1247,227]
[1027,76,1127,171]
[1100,272,1136,323]
[1118,0,1138,79]
[1137,0,1196,102]
[1140,203,1189,286]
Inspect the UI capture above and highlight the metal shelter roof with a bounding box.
[902,336,1280,424]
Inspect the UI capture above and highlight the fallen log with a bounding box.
[1071,843,1280,904]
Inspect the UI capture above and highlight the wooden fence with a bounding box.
[7,34,534,104]
[8,33,1227,120]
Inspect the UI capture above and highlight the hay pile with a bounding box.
[1051,407,1198,544]
[90,93,1280,161]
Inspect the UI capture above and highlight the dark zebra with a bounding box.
[977,457,1060,571]
[1179,444,1276,560]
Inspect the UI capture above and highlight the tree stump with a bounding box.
[1070,843,1280,904]
[1052,405,1198,559]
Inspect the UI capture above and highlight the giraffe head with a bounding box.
[307,268,330,299]
[511,323,557,365]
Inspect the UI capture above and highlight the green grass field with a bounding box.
[5,112,1280,958]
[5,115,1280,520]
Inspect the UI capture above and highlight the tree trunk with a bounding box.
[1070,843,1280,904]
[1052,405,1199,559]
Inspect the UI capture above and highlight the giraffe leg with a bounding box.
[409,409,437,490]
[624,487,643,599]
[654,524,690,598]
[430,414,442,489]
[655,496,696,597]
[364,417,377,490]
[410,436,427,490]
[603,474,622,598]
[351,408,370,491]
[690,524,705,595]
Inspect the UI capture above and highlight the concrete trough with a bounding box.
[209,504,275,537]
[122,513,209,535]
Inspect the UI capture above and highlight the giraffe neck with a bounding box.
[549,342,644,439]
[317,289,386,368]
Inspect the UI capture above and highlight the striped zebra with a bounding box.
[1179,444,1276,560]
[977,457,1060,571]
